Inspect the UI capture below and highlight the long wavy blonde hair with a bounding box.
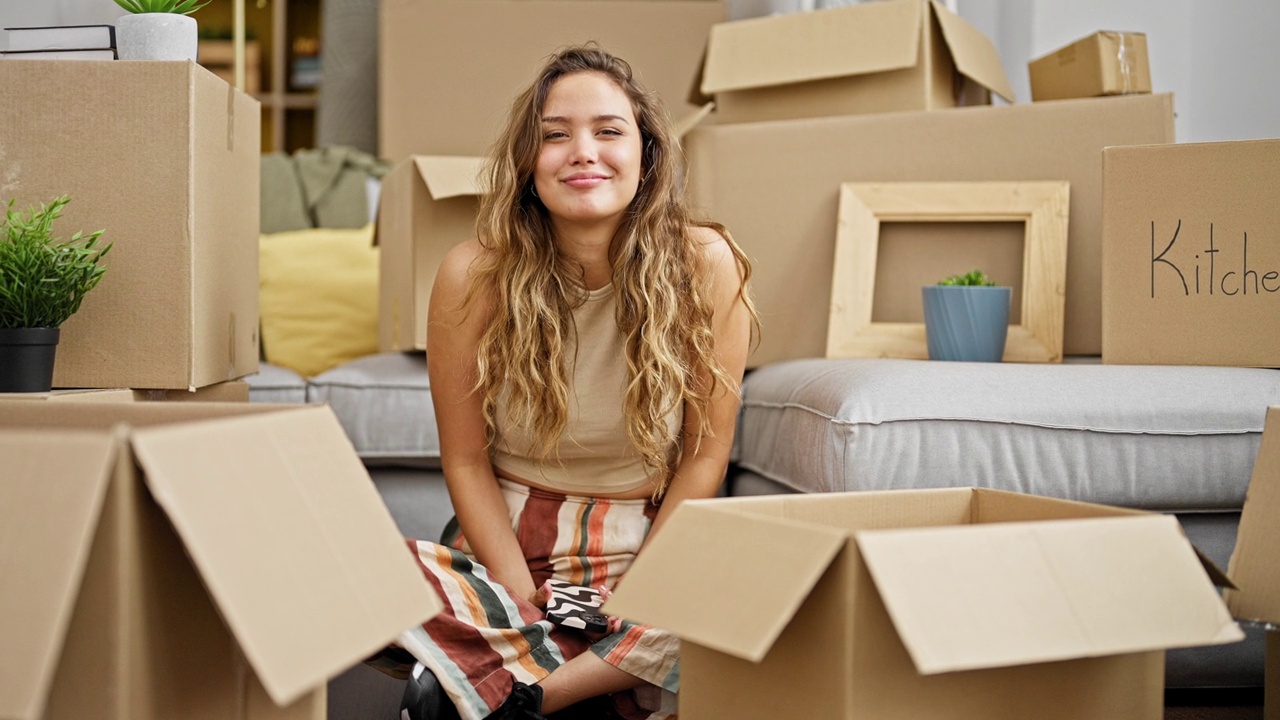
[465,45,757,498]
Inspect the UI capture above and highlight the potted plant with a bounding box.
[0,197,112,392]
[113,0,211,62]
[921,269,1011,362]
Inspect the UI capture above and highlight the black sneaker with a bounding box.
[488,681,546,720]
[402,663,462,720]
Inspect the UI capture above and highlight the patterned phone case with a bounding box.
[544,579,608,634]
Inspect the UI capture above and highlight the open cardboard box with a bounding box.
[606,488,1241,719]
[378,0,722,160]
[0,60,260,391]
[0,402,441,720]
[376,156,485,353]
[1102,139,1280,367]
[1225,406,1280,720]
[693,0,1014,125]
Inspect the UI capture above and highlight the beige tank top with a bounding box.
[491,284,683,494]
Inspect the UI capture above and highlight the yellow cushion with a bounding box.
[259,225,379,378]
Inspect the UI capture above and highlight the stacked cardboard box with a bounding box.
[1030,31,1152,102]
[0,60,260,394]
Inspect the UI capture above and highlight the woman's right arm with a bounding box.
[426,240,538,601]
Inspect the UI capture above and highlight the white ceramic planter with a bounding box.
[116,13,198,62]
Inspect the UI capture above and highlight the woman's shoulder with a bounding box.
[436,238,491,289]
[687,223,743,286]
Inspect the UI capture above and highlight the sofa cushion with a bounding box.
[244,362,308,404]
[308,352,439,466]
[735,358,1280,511]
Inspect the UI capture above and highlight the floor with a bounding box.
[1165,689,1265,719]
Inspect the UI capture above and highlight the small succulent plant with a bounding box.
[938,269,998,287]
[113,0,211,15]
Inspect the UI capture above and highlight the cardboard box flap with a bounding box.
[929,0,1015,102]
[857,515,1243,675]
[604,502,846,662]
[700,1,922,95]
[412,156,486,201]
[129,405,442,706]
[1226,407,1280,623]
[0,431,117,720]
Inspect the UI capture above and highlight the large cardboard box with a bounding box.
[684,93,1175,365]
[1029,31,1151,102]
[1225,406,1280,720]
[694,0,1014,125]
[378,0,723,161]
[0,389,135,403]
[0,402,441,720]
[0,60,261,390]
[1102,139,1280,367]
[376,156,485,352]
[607,488,1242,720]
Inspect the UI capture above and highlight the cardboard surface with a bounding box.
[858,515,1240,675]
[1102,140,1280,366]
[0,402,440,719]
[684,93,1174,364]
[1030,31,1151,102]
[608,488,1240,720]
[697,0,1013,124]
[1226,406,1280,623]
[0,60,260,390]
[376,156,486,352]
[0,389,134,403]
[378,0,722,160]
[131,379,251,403]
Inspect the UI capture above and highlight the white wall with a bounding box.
[961,0,1280,143]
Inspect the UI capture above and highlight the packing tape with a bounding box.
[1116,32,1134,95]
[227,84,237,151]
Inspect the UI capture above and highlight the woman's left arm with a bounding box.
[648,227,753,540]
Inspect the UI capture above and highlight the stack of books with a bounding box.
[1,24,117,60]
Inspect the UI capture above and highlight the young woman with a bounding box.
[402,45,756,720]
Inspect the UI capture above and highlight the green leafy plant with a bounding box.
[0,197,112,330]
[938,269,998,287]
[113,0,211,15]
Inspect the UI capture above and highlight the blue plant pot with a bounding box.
[921,285,1011,362]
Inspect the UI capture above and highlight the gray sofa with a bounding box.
[247,352,1279,719]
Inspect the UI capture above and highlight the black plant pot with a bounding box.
[0,327,61,392]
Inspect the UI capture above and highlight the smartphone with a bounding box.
[544,579,609,634]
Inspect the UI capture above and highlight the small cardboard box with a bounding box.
[376,156,486,353]
[0,402,441,720]
[694,0,1014,125]
[131,379,251,402]
[1030,31,1151,102]
[378,0,723,161]
[1102,139,1280,367]
[685,93,1174,365]
[0,60,261,391]
[607,488,1242,720]
[1225,406,1280,720]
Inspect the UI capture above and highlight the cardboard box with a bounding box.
[0,60,261,390]
[1102,139,1280,367]
[607,488,1242,720]
[198,39,263,95]
[378,0,723,160]
[376,156,485,352]
[1225,406,1280,720]
[683,93,1174,365]
[0,402,441,720]
[694,0,1014,125]
[1030,31,1151,102]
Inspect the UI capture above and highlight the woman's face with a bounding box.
[533,71,643,230]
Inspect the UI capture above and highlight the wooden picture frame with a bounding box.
[826,181,1070,362]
